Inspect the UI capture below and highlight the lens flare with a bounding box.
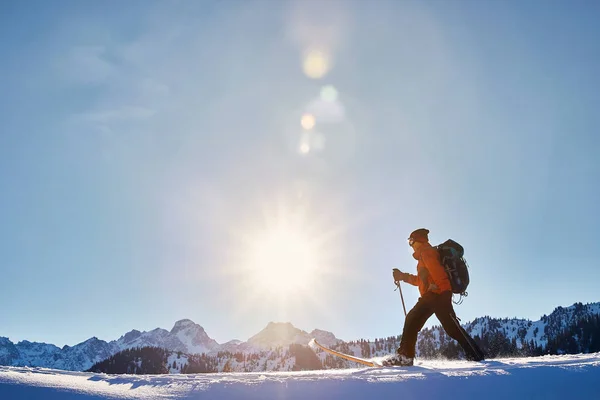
[299,142,311,154]
[320,85,338,102]
[302,50,330,79]
[301,113,316,130]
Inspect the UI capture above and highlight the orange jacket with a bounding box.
[404,243,452,296]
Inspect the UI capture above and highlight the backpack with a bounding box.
[434,239,470,298]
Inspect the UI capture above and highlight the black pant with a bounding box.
[398,291,485,361]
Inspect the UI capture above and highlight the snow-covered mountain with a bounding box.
[450,302,600,352]
[114,319,220,355]
[1,301,598,372]
[1,336,118,372]
[218,339,254,354]
[247,322,339,349]
[0,320,339,371]
[170,319,220,353]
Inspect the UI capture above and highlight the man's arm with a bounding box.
[393,268,419,286]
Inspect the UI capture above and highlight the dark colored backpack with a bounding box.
[435,239,470,299]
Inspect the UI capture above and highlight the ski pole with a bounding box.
[394,281,407,317]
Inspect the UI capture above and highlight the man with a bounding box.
[385,228,485,366]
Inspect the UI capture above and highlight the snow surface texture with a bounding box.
[1,353,599,399]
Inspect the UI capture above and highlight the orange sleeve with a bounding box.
[421,248,447,287]
[404,273,419,287]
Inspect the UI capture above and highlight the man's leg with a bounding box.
[397,295,435,358]
[433,292,485,361]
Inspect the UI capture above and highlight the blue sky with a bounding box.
[1,0,599,347]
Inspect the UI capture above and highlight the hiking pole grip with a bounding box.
[395,281,407,317]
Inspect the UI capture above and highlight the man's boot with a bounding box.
[381,350,414,367]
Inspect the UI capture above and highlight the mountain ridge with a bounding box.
[1,301,598,371]
[0,319,340,371]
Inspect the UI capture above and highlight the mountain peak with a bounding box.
[120,329,142,344]
[309,329,339,347]
[171,319,201,333]
[168,319,218,354]
[248,321,310,349]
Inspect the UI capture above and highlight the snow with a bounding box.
[167,353,185,374]
[175,331,210,355]
[1,352,599,399]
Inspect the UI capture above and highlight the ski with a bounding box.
[309,338,381,368]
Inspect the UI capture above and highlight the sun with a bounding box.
[245,224,320,297]
[221,193,350,315]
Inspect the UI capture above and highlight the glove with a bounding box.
[392,268,409,282]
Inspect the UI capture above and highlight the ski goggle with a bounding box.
[408,238,415,246]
